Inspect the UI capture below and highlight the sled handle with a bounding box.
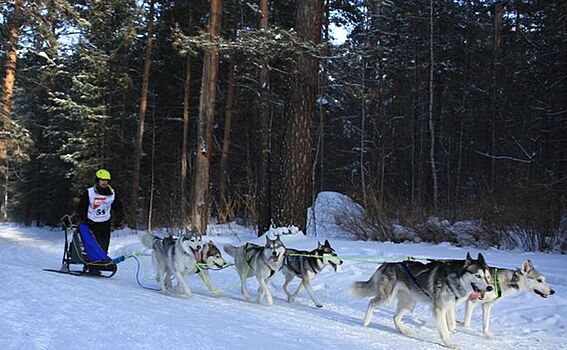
[60,214,78,230]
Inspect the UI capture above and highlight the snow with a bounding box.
[1,194,566,349]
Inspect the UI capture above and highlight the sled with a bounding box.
[44,214,117,278]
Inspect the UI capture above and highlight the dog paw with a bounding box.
[442,340,459,349]
[315,303,323,308]
[395,324,411,336]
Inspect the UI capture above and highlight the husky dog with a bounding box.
[141,229,225,298]
[223,235,286,305]
[351,253,493,349]
[463,259,555,336]
[282,239,343,308]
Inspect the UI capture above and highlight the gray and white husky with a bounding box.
[141,229,226,298]
[463,259,555,336]
[282,239,343,308]
[351,253,494,349]
[223,235,286,305]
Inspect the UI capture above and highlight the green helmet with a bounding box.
[95,169,111,180]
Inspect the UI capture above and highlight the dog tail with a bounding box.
[350,265,385,298]
[140,232,155,249]
[223,244,236,258]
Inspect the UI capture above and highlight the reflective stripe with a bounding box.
[87,186,115,222]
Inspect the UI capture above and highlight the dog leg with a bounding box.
[434,306,458,349]
[289,280,305,304]
[482,302,495,337]
[282,273,295,302]
[464,299,476,329]
[362,299,376,327]
[302,278,323,308]
[159,272,170,295]
[164,272,173,291]
[447,306,457,331]
[199,270,223,298]
[239,273,252,302]
[175,271,192,298]
[393,290,415,336]
[257,277,273,305]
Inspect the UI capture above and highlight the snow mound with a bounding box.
[307,191,364,239]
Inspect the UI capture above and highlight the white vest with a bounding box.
[87,186,115,222]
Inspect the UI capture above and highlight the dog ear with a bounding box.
[477,253,487,266]
[325,239,330,246]
[521,260,533,274]
[465,252,473,265]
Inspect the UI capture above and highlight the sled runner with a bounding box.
[44,214,117,278]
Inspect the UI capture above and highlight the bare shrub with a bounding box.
[338,190,396,241]
[410,217,458,245]
[470,187,563,252]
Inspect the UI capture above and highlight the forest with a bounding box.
[0,0,565,251]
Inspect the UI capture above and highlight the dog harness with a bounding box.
[284,249,322,276]
[399,261,433,301]
[493,268,503,299]
[244,243,277,278]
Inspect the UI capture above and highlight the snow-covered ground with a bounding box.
[1,194,566,349]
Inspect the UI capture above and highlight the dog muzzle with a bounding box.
[534,289,554,298]
[469,283,487,301]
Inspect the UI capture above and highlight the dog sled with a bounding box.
[44,214,118,278]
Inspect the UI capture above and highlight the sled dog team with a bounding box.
[141,230,554,349]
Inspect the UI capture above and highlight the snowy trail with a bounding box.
[1,223,566,350]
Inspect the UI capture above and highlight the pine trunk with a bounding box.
[272,0,323,233]
[218,58,236,223]
[256,0,271,236]
[490,2,504,194]
[130,0,155,228]
[181,11,194,225]
[0,0,24,216]
[190,0,222,234]
[429,0,438,209]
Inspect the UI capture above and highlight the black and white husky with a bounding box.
[282,239,343,308]
[463,259,555,336]
[223,235,286,305]
[352,253,494,349]
[141,229,226,298]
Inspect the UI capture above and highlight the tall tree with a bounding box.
[429,0,438,209]
[0,0,24,216]
[180,10,194,225]
[256,0,272,236]
[189,0,222,234]
[130,0,156,227]
[272,0,323,233]
[218,57,237,224]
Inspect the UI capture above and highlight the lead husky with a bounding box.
[352,253,493,349]
[223,235,286,305]
[141,230,226,298]
[463,259,555,336]
[282,239,343,308]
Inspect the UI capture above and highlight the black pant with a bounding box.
[88,220,112,254]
